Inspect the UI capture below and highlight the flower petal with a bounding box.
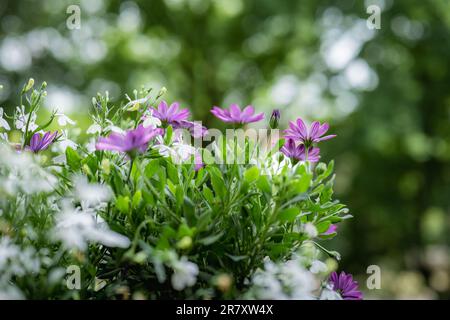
[295,118,308,138]
[229,104,241,121]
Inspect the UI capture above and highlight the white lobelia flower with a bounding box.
[280,259,316,299]
[320,283,343,300]
[251,260,287,299]
[0,237,40,278]
[0,132,8,142]
[73,175,111,208]
[85,137,97,153]
[53,130,77,152]
[53,202,130,251]
[0,108,10,131]
[155,142,196,164]
[170,256,199,291]
[0,143,57,194]
[142,110,161,129]
[124,97,149,111]
[14,106,37,132]
[104,120,125,135]
[56,113,76,126]
[310,260,328,274]
[52,154,66,164]
[303,223,318,238]
[0,237,21,270]
[86,123,102,135]
[247,256,318,300]
[0,286,24,300]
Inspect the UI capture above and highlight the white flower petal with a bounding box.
[87,123,102,135]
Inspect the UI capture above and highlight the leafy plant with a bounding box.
[0,80,360,300]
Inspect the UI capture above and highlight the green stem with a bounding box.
[22,91,43,148]
[127,158,134,184]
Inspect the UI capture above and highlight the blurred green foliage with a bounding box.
[0,0,449,298]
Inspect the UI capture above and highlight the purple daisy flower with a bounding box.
[329,271,363,300]
[29,131,58,153]
[280,139,320,162]
[150,101,190,125]
[173,120,208,138]
[284,118,336,147]
[211,104,264,124]
[96,125,162,155]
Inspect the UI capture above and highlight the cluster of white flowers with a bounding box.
[246,257,318,300]
[154,129,198,165]
[144,249,199,291]
[319,283,343,300]
[51,176,129,251]
[53,201,131,251]
[14,106,38,133]
[0,143,57,195]
[87,119,124,136]
[0,107,10,131]
[0,237,43,299]
[142,109,161,128]
[73,175,112,209]
[0,237,41,279]
[170,256,199,291]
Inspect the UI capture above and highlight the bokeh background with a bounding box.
[0,0,449,299]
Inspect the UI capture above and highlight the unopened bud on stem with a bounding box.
[24,78,34,92]
[269,109,280,129]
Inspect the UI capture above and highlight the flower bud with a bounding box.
[315,162,327,175]
[158,87,167,98]
[176,236,193,250]
[133,251,147,264]
[101,159,111,175]
[269,109,280,129]
[24,78,34,92]
[127,102,140,112]
[215,274,233,293]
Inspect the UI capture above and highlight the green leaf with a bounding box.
[277,207,299,222]
[132,190,142,209]
[257,175,272,194]
[225,254,248,262]
[320,181,334,203]
[167,161,179,184]
[82,154,98,176]
[116,196,130,213]
[195,168,205,186]
[198,231,224,246]
[175,186,184,207]
[291,173,312,193]
[164,125,173,145]
[177,224,195,238]
[66,147,82,171]
[142,189,155,206]
[315,221,331,234]
[202,186,214,204]
[314,160,334,185]
[320,232,337,240]
[244,166,259,183]
[145,159,160,178]
[208,167,226,199]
